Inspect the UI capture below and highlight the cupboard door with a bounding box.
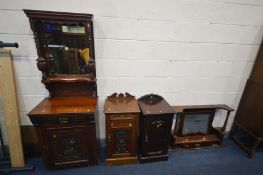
[144,116,173,156]
[45,125,89,167]
[107,120,135,158]
[112,128,132,155]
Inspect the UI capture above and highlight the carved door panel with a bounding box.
[107,119,135,158]
[112,128,132,155]
[144,116,173,156]
[45,125,89,166]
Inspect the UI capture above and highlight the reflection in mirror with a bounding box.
[41,22,94,75]
[182,114,209,135]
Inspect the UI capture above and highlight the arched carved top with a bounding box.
[138,94,163,104]
[107,92,135,99]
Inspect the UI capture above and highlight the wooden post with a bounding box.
[0,49,25,167]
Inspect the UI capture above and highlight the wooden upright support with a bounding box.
[0,49,25,167]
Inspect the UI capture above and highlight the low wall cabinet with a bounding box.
[104,93,140,165]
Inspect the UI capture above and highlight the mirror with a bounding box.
[40,22,94,75]
[182,114,210,135]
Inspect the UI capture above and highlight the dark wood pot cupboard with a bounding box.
[230,41,263,158]
[24,10,99,169]
[138,94,174,163]
[104,93,140,165]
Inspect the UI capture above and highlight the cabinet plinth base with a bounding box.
[139,155,168,163]
[170,134,223,150]
[105,156,138,166]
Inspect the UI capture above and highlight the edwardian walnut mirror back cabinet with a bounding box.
[24,10,99,169]
[104,93,140,165]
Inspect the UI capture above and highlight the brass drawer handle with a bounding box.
[152,120,165,128]
[107,135,111,143]
[59,117,69,123]
[145,134,148,143]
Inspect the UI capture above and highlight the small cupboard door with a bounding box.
[44,124,90,167]
[143,115,173,156]
[106,114,137,158]
[111,127,132,156]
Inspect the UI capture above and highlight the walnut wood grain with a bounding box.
[28,96,97,116]
[138,94,174,115]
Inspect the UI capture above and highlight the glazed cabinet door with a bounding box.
[142,115,173,156]
[106,114,137,158]
[44,124,90,168]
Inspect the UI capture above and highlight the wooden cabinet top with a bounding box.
[104,93,140,114]
[138,94,174,115]
[28,96,97,117]
[172,104,234,113]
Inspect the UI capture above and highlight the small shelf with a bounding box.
[174,134,220,144]
[43,75,96,84]
[62,32,86,36]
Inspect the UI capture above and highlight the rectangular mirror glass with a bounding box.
[40,22,93,75]
[182,114,210,135]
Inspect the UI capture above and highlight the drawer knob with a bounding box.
[145,134,148,143]
[107,135,111,143]
[59,117,69,123]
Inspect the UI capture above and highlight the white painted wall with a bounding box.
[0,0,263,143]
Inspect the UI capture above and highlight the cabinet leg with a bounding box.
[248,141,259,159]
[229,123,237,138]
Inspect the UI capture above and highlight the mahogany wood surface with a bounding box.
[28,96,97,116]
[173,104,234,113]
[104,93,140,165]
[138,94,174,163]
[104,93,140,114]
[138,94,174,115]
[175,134,220,144]
[24,10,99,169]
[43,75,96,83]
[28,96,99,169]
